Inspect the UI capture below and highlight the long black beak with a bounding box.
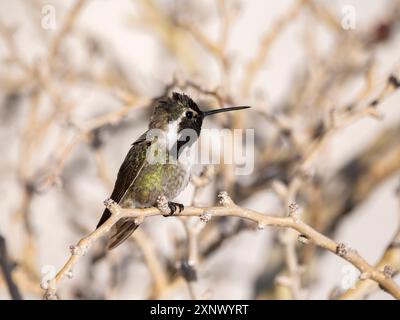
[203,106,250,117]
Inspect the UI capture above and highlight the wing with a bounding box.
[96,132,150,229]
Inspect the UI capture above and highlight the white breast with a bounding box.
[166,121,179,146]
[160,118,197,184]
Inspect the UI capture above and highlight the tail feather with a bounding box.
[97,208,112,229]
[107,218,138,250]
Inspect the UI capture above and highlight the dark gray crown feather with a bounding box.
[171,92,201,113]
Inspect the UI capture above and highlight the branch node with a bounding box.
[257,222,266,230]
[103,197,116,208]
[383,265,395,278]
[103,198,121,217]
[199,211,212,223]
[43,277,58,300]
[156,195,170,215]
[66,270,74,279]
[288,202,300,222]
[69,244,87,256]
[336,243,348,257]
[297,234,310,244]
[218,191,234,207]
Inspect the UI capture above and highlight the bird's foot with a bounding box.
[156,196,184,216]
[163,202,184,217]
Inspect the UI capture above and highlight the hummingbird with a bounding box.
[96,92,249,249]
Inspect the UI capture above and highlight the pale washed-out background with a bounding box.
[0,0,399,299]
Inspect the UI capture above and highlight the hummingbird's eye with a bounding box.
[185,111,194,119]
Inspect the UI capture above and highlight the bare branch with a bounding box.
[43,193,400,300]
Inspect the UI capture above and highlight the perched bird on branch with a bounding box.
[96,92,249,249]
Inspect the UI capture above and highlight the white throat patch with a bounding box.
[166,120,179,147]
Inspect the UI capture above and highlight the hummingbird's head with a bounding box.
[149,92,250,138]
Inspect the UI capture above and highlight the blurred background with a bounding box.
[0,0,400,300]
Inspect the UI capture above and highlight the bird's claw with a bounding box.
[163,202,184,217]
